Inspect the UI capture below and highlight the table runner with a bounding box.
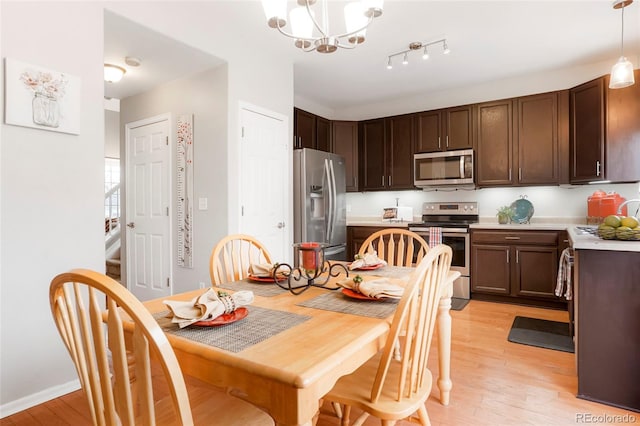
[153,306,311,353]
[297,291,399,319]
[348,265,414,280]
[215,279,288,297]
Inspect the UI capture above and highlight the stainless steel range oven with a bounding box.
[409,202,478,299]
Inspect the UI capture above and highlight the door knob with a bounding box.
[277,222,285,229]
[127,222,135,228]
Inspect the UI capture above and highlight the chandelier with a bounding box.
[260,0,384,54]
[386,38,449,69]
[609,0,635,88]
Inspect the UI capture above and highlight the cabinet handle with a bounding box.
[388,175,391,186]
[504,236,521,240]
[596,160,601,177]
[446,135,449,148]
[519,167,522,181]
[516,249,519,264]
[509,168,512,181]
[506,250,510,264]
[382,176,385,187]
[438,137,441,149]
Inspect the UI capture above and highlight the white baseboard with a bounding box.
[0,379,81,418]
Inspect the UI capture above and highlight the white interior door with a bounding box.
[239,107,288,262]
[125,116,171,301]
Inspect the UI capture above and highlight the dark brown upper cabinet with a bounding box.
[604,69,640,183]
[515,92,559,185]
[360,115,415,191]
[386,114,415,189]
[360,119,387,191]
[316,117,331,152]
[476,92,561,187]
[475,99,514,187]
[415,105,473,153]
[331,121,359,192]
[293,108,331,152]
[570,70,640,184]
[570,78,605,183]
[294,108,316,150]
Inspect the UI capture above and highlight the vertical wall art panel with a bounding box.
[4,58,81,134]
[177,114,194,268]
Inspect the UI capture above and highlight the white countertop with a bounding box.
[346,216,640,252]
[346,219,411,228]
[567,226,640,252]
[470,222,573,231]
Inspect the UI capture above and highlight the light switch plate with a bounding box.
[198,197,208,210]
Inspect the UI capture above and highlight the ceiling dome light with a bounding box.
[104,64,126,83]
[609,0,635,89]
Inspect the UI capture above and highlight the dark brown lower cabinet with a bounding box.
[347,226,389,260]
[575,249,640,411]
[471,229,564,307]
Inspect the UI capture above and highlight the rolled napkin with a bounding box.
[349,251,387,270]
[248,262,277,277]
[163,289,254,328]
[338,277,404,299]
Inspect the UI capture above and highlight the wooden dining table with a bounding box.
[142,268,459,426]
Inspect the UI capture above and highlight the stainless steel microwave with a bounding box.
[414,149,474,187]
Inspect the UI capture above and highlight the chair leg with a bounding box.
[332,401,343,418]
[341,405,352,426]
[417,405,431,426]
[380,420,396,426]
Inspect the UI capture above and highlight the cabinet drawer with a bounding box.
[471,230,558,245]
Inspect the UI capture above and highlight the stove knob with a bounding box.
[463,205,468,211]
[469,205,474,210]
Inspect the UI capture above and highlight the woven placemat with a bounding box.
[347,266,414,280]
[297,291,399,319]
[215,279,289,297]
[154,306,311,353]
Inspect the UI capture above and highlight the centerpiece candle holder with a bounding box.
[273,242,349,295]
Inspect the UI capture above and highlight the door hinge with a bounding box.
[166,207,169,216]
[166,278,170,288]
[241,205,244,216]
[241,127,245,138]
[166,136,169,145]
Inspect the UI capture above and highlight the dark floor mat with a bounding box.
[451,297,469,311]
[508,316,574,353]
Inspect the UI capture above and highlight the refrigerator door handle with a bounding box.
[324,159,333,242]
[328,159,338,242]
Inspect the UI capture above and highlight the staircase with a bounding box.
[105,182,121,282]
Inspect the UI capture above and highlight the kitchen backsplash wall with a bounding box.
[346,183,640,221]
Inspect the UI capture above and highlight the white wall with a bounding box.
[104,109,120,158]
[0,1,105,414]
[0,1,295,416]
[119,66,229,295]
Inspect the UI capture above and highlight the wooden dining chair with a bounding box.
[325,244,453,426]
[209,234,273,285]
[359,229,429,267]
[49,269,274,426]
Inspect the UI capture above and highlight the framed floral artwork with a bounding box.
[4,58,81,134]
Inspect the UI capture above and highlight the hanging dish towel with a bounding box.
[428,227,442,248]
[555,247,573,300]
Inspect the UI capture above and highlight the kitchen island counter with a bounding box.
[568,226,640,252]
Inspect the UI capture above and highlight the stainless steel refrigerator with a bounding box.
[293,148,347,261]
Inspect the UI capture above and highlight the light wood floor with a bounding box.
[2,300,637,425]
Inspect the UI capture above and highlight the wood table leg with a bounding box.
[436,286,453,406]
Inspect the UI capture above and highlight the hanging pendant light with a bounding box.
[609,0,635,89]
[260,0,383,54]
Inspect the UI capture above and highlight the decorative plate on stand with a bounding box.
[510,196,535,224]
